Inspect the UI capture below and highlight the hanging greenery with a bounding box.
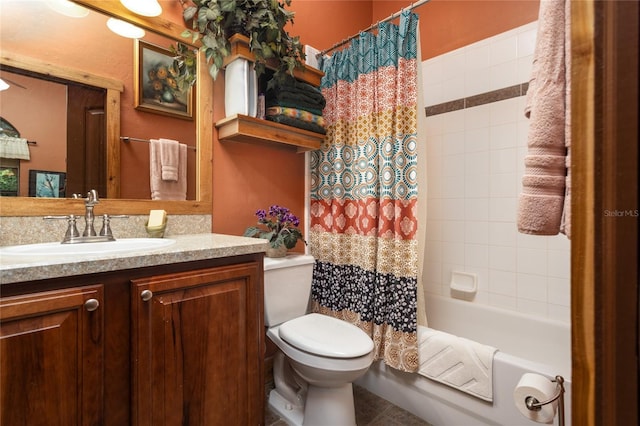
[173,0,306,87]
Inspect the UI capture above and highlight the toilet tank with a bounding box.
[263,254,315,327]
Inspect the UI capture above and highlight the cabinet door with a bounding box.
[131,262,263,426]
[0,285,104,426]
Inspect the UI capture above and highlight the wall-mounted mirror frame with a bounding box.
[0,0,212,217]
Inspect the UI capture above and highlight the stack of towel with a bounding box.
[150,138,187,200]
[265,76,326,134]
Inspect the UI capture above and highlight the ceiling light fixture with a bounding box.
[120,0,162,17]
[106,18,146,39]
[45,0,90,18]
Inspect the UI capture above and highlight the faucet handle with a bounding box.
[44,214,80,242]
[99,214,128,239]
[65,214,81,240]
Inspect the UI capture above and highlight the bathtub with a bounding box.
[355,294,572,425]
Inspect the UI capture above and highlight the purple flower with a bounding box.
[245,205,306,249]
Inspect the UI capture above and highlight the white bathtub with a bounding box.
[356,294,572,425]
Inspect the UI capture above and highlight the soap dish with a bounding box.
[145,219,167,238]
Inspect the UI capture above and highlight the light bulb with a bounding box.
[46,0,90,18]
[106,18,146,39]
[120,0,162,17]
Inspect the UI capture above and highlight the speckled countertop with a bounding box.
[0,234,268,285]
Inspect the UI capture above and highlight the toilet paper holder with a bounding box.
[524,375,565,426]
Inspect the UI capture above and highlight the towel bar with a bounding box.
[120,136,196,151]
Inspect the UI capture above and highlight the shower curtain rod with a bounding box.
[317,0,430,57]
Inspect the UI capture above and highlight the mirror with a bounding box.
[0,0,212,216]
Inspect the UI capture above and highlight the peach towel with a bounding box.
[159,138,179,181]
[518,0,571,238]
[150,139,187,200]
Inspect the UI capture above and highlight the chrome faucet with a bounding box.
[74,189,100,237]
[44,189,128,244]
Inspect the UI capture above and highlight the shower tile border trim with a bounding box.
[425,82,530,117]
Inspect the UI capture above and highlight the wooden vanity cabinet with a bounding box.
[0,254,264,426]
[0,285,104,426]
[131,263,263,426]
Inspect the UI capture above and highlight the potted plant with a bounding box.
[244,205,306,257]
[177,0,306,83]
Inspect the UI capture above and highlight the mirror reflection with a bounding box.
[0,0,197,200]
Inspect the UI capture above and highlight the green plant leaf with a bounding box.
[183,6,198,21]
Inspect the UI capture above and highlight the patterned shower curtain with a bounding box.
[310,11,420,373]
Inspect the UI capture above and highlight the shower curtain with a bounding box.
[310,11,421,373]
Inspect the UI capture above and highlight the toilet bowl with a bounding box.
[264,255,374,426]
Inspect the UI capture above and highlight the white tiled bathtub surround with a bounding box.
[421,22,571,323]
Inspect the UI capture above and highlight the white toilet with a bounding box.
[264,254,375,426]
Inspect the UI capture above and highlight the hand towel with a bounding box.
[518,0,571,238]
[159,138,179,181]
[418,327,498,402]
[0,135,30,160]
[150,139,187,200]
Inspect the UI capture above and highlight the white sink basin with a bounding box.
[0,238,176,257]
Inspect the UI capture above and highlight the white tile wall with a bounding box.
[421,22,571,323]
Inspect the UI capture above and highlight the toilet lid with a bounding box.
[278,313,374,358]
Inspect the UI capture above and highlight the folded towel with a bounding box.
[518,0,571,238]
[266,114,327,135]
[266,76,326,114]
[150,139,187,200]
[266,106,325,127]
[267,75,326,107]
[418,327,498,402]
[0,135,30,160]
[159,138,179,181]
[265,99,324,116]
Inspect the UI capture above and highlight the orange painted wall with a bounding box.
[210,1,372,243]
[371,0,540,60]
[210,0,539,244]
[0,72,67,196]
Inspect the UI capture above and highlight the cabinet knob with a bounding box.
[140,290,153,302]
[84,298,100,312]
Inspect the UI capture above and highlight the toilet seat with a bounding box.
[278,313,374,358]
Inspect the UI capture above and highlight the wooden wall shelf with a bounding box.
[225,34,324,87]
[215,114,324,152]
[218,36,325,152]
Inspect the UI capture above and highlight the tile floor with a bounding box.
[265,383,432,426]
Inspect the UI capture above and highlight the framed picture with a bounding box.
[29,170,66,198]
[134,40,194,120]
[0,165,19,196]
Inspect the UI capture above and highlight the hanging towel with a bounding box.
[150,139,187,200]
[0,135,30,160]
[517,0,571,238]
[418,327,498,402]
[158,138,180,181]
